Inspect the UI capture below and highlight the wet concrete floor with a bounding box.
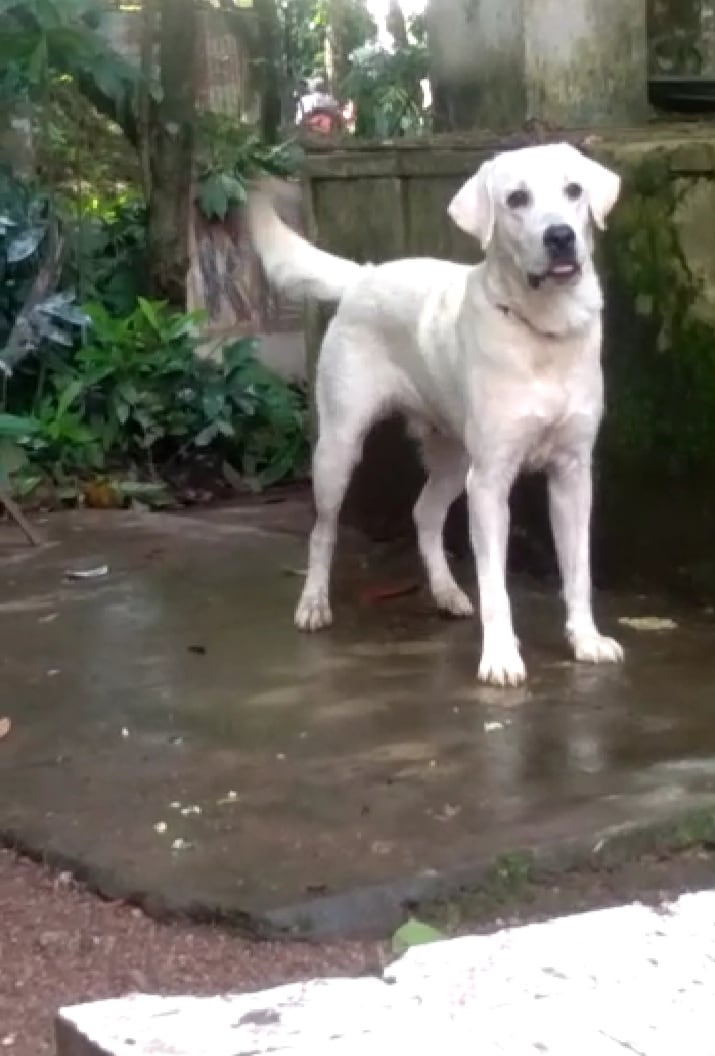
[2,498,715,938]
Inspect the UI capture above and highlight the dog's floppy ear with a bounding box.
[448,159,495,247]
[577,153,621,231]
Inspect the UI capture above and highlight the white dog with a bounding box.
[247,142,624,687]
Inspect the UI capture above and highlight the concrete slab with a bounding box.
[56,890,715,1055]
[3,501,715,937]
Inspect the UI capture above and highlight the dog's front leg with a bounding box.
[548,452,623,666]
[466,465,525,687]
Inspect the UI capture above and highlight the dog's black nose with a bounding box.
[543,224,576,255]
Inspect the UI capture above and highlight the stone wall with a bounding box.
[301,128,715,595]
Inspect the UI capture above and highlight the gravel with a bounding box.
[0,849,380,1056]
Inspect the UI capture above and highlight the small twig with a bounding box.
[0,484,42,547]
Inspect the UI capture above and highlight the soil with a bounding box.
[2,845,715,1056]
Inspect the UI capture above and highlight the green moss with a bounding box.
[599,146,715,478]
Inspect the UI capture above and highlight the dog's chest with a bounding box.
[517,370,600,468]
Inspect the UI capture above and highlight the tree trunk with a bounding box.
[147,0,197,307]
[254,0,283,142]
[137,0,157,202]
[386,0,408,49]
[325,0,352,99]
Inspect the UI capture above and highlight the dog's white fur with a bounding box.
[248,142,624,686]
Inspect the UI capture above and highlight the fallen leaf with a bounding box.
[359,580,421,604]
[432,803,461,822]
[83,480,121,509]
[0,717,11,740]
[618,616,677,632]
[65,564,109,581]
[391,917,446,955]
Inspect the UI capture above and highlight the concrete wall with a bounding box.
[427,0,647,129]
[301,129,715,596]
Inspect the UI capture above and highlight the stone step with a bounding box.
[57,890,715,1055]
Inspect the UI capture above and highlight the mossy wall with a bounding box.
[302,128,715,594]
[598,140,715,478]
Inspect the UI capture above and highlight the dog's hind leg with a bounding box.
[295,408,372,632]
[414,431,473,618]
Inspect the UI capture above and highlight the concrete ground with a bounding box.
[2,496,715,938]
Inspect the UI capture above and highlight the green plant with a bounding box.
[1,298,309,502]
[343,27,429,138]
[0,0,139,129]
[0,166,89,374]
[277,0,377,89]
[66,194,147,315]
[195,116,301,220]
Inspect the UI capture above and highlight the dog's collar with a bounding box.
[496,303,559,341]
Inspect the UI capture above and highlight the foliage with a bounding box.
[64,194,147,315]
[41,73,141,203]
[195,115,301,220]
[277,0,377,90]
[343,21,429,137]
[0,0,138,113]
[0,299,309,502]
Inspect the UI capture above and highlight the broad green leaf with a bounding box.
[137,297,163,333]
[0,413,40,438]
[390,917,446,956]
[56,377,85,418]
[198,174,229,220]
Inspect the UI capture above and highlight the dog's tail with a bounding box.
[247,179,362,303]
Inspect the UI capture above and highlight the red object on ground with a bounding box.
[358,580,421,604]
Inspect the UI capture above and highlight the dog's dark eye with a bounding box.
[565,182,583,201]
[506,188,530,209]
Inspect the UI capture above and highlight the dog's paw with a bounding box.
[570,631,624,665]
[295,590,332,632]
[478,636,526,687]
[434,584,474,619]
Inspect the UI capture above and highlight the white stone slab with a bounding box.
[57,892,715,1056]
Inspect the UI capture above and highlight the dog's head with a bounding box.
[448,143,620,290]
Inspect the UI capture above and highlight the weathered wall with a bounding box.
[524,0,648,127]
[302,128,715,594]
[426,0,647,130]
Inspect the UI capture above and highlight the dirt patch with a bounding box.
[2,844,715,1056]
[0,849,379,1056]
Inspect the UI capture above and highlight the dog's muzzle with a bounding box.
[529,224,581,287]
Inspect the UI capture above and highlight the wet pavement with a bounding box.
[2,498,715,938]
